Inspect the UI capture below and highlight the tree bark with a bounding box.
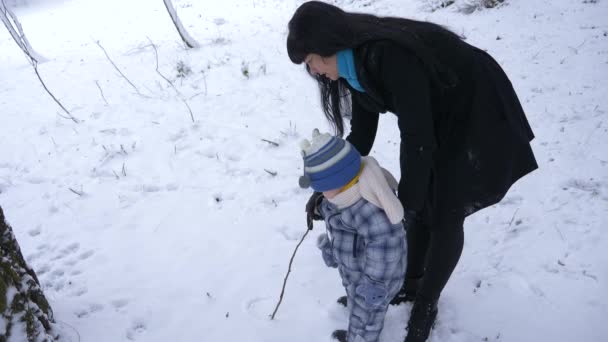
[162,0,200,49]
[1,206,56,342]
[0,0,47,63]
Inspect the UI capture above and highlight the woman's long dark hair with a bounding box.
[287,1,461,136]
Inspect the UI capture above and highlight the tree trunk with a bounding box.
[1,206,56,342]
[0,0,47,63]
[162,0,200,49]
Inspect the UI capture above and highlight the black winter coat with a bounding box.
[345,36,538,218]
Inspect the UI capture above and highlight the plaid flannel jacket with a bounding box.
[318,198,407,342]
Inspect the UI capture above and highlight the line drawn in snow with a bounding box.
[245,296,273,319]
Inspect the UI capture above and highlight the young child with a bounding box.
[299,129,407,342]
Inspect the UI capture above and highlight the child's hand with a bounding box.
[305,192,324,222]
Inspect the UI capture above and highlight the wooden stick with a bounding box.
[270,217,312,320]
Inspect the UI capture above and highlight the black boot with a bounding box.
[404,298,438,342]
[337,295,348,307]
[390,277,422,305]
[331,329,347,342]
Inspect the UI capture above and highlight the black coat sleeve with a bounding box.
[345,94,379,156]
[381,44,437,212]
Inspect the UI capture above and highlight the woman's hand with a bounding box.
[402,208,419,230]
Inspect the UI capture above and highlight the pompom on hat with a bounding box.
[299,129,361,192]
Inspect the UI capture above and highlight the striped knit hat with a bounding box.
[299,129,361,192]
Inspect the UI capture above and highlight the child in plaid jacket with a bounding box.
[299,129,407,342]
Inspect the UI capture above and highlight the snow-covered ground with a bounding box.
[1,0,607,341]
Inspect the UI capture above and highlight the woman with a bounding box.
[287,2,538,342]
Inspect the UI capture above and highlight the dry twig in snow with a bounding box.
[95,40,143,96]
[270,217,312,319]
[146,37,195,122]
[95,80,109,106]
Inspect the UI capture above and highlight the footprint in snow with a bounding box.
[380,304,409,341]
[244,296,273,319]
[70,286,88,297]
[50,242,80,261]
[502,224,532,242]
[126,321,147,341]
[424,299,477,342]
[111,299,130,312]
[74,303,104,319]
[35,242,94,295]
[28,225,42,236]
[275,225,303,241]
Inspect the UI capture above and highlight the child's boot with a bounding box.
[331,329,347,342]
[336,295,348,307]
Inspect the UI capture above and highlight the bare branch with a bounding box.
[189,90,206,100]
[507,208,519,228]
[262,139,279,147]
[146,37,180,95]
[264,169,277,177]
[582,270,598,281]
[95,40,142,96]
[146,37,195,122]
[32,61,78,123]
[270,218,312,319]
[68,187,84,196]
[95,80,109,106]
[2,2,76,122]
[1,0,46,63]
[182,98,195,122]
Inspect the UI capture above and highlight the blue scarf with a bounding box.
[337,49,365,92]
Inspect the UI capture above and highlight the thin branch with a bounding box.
[264,169,277,177]
[189,90,206,100]
[95,80,109,106]
[199,71,208,97]
[262,139,279,147]
[146,37,195,122]
[582,270,598,281]
[32,61,78,123]
[68,187,84,196]
[95,40,142,96]
[507,208,519,228]
[2,2,75,122]
[554,225,565,242]
[270,218,312,320]
[146,37,180,96]
[182,98,195,122]
[1,0,46,63]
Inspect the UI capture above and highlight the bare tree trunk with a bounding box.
[0,0,46,63]
[0,0,77,122]
[1,206,56,342]
[162,0,200,49]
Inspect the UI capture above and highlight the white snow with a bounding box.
[1,0,607,341]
